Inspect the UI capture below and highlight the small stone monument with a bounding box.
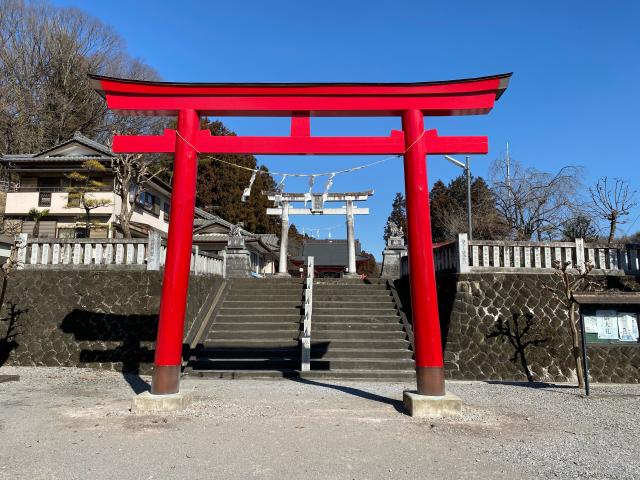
[380,221,407,279]
[224,222,252,277]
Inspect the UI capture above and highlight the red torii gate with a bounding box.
[91,73,511,398]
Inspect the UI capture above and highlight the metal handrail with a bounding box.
[301,256,314,372]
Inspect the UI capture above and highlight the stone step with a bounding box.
[300,370,415,381]
[310,348,413,360]
[313,330,407,340]
[208,330,300,340]
[195,346,299,359]
[311,339,410,349]
[188,370,298,379]
[314,322,402,332]
[219,307,303,315]
[310,358,414,370]
[213,322,301,331]
[216,314,301,322]
[215,316,301,324]
[191,358,298,371]
[313,279,388,285]
[313,281,388,292]
[312,315,400,322]
[312,308,397,316]
[312,291,388,298]
[313,304,396,313]
[205,339,300,349]
[312,294,393,301]
[225,294,303,301]
[186,369,415,381]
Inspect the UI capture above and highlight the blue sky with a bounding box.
[53,0,640,256]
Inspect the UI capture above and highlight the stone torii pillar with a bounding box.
[265,190,373,276]
[345,200,356,275]
[277,200,290,276]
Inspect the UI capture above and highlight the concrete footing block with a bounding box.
[131,390,193,414]
[403,390,462,418]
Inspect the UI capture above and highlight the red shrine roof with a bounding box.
[89,73,512,117]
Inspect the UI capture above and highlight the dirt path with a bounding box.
[0,367,638,479]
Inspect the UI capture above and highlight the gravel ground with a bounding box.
[0,366,638,480]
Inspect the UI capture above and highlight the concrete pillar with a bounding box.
[346,200,356,275]
[277,200,290,276]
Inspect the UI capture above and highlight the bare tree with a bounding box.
[0,222,24,310]
[589,177,638,244]
[543,260,598,389]
[111,153,163,238]
[491,156,584,240]
[0,0,163,154]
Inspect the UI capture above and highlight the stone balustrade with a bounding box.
[14,231,223,276]
[401,234,640,275]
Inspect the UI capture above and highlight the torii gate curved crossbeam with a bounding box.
[91,73,511,398]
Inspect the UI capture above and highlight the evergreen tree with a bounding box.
[429,174,508,242]
[383,193,407,242]
[160,119,281,235]
[562,215,599,242]
[356,250,379,278]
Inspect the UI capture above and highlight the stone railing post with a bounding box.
[146,229,162,271]
[15,233,28,269]
[575,238,585,268]
[456,233,470,273]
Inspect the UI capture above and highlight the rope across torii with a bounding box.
[90,73,511,400]
[265,190,373,276]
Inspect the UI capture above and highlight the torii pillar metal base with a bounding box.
[150,109,199,396]
[402,109,447,399]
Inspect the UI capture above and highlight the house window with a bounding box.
[163,202,170,221]
[136,191,159,213]
[38,192,52,207]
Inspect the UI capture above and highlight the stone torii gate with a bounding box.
[90,73,511,412]
[265,190,372,276]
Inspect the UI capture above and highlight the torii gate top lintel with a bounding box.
[93,72,512,398]
[90,72,511,117]
[264,190,373,202]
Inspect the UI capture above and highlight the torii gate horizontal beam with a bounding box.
[267,207,369,215]
[265,191,373,202]
[112,128,487,156]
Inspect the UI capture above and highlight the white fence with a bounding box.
[15,231,224,276]
[427,233,640,275]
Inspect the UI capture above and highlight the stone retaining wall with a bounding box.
[397,273,640,383]
[0,270,222,374]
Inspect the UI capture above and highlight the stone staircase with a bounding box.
[188,278,304,378]
[187,277,414,380]
[309,278,415,380]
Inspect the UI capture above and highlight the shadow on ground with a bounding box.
[289,376,407,415]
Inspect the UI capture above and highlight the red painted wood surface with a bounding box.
[402,109,444,370]
[113,129,488,156]
[153,109,199,368]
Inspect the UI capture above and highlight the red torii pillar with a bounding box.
[90,73,511,398]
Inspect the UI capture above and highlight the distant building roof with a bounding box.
[293,239,365,267]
